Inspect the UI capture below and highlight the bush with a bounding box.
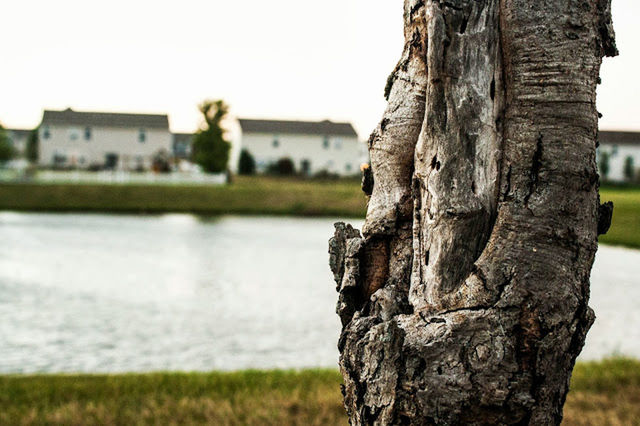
[599,151,610,182]
[267,158,295,176]
[27,128,39,163]
[623,156,635,182]
[152,149,172,173]
[238,149,256,175]
[0,124,15,164]
[313,170,340,180]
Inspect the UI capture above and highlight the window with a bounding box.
[346,163,352,173]
[139,129,146,143]
[335,138,343,150]
[53,153,67,165]
[84,127,92,141]
[323,136,330,149]
[273,136,279,148]
[68,128,80,141]
[43,126,51,140]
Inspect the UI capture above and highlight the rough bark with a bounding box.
[329,0,616,424]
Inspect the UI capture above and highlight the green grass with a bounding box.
[0,178,638,248]
[599,187,640,249]
[0,176,367,218]
[1,360,638,425]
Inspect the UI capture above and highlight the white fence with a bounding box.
[0,170,227,186]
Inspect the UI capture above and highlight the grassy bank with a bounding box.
[1,359,638,425]
[0,176,367,217]
[598,187,640,249]
[0,178,637,248]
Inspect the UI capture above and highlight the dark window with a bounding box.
[85,127,92,141]
[139,129,146,143]
[346,163,352,173]
[323,136,330,149]
[273,137,279,148]
[43,127,51,139]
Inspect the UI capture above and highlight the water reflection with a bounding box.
[0,212,638,373]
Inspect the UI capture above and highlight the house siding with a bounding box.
[39,125,172,170]
[241,132,365,176]
[598,143,640,182]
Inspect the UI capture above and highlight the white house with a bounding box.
[38,108,173,170]
[597,131,640,182]
[238,118,365,176]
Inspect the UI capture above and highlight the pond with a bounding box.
[0,213,638,373]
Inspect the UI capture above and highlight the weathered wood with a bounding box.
[329,0,616,424]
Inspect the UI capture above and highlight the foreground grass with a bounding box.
[1,359,638,425]
[0,178,637,248]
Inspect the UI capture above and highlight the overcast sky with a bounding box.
[0,0,637,137]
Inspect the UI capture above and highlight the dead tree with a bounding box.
[329,0,616,424]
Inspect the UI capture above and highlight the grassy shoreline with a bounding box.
[1,359,638,425]
[0,177,367,218]
[0,177,638,248]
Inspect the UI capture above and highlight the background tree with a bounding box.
[599,150,611,182]
[192,100,231,174]
[26,128,39,163]
[623,156,635,182]
[238,149,256,175]
[0,123,15,164]
[329,1,616,424]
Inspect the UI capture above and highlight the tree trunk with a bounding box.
[329,1,616,424]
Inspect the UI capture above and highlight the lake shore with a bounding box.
[0,177,638,248]
[1,359,638,425]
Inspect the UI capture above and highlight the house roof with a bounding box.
[599,131,640,146]
[42,108,169,129]
[238,118,358,138]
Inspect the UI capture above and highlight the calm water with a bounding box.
[0,213,638,374]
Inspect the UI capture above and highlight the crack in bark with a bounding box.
[524,134,544,207]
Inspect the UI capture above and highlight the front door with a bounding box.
[301,159,311,176]
[105,153,119,170]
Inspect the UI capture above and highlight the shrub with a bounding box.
[267,158,295,176]
[238,149,256,175]
[623,156,635,182]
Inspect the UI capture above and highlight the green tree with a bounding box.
[599,150,610,182]
[26,128,39,163]
[192,100,231,174]
[238,149,256,175]
[0,123,15,164]
[623,156,635,182]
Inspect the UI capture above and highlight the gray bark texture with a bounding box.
[329,0,616,424]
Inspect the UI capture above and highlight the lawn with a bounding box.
[1,359,638,425]
[0,177,637,248]
[0,176,367,217]
[599,186,640,249]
